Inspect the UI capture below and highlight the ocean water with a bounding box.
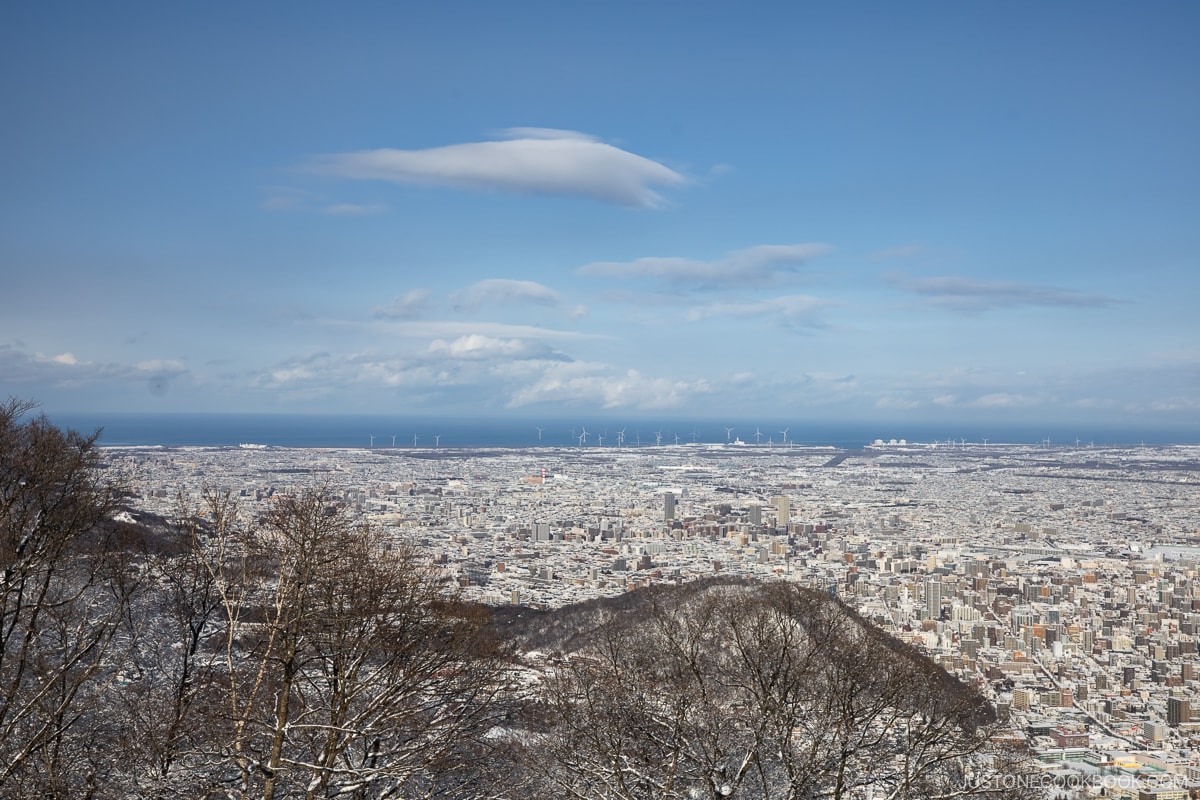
[41,412,1200,450]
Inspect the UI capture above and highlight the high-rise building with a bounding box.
[925,577,943,620]
[1168,696,1191,727]
[775,496,790,528]
[664,492,675,521]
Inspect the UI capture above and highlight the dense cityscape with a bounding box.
[104,436,1200,796]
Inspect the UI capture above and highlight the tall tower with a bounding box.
[925,577,943,620]
[664,491,676,522]
[775,496,790,529]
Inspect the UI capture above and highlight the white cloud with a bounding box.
[496,127,598,142]
[972,392,1038,408]
[874,395,922,410]
[251,335,571,400]
[886,273,1118,311]
[308,129,685,208]
[0,345,189,395]
[372,290,431,320]
[1071,397,1118,410]
[359,319,603,342]
[578,243,831,287]
[428,335,558,360]
[135,358,187,374]
[686,294,832,326]
[452,279,565,310]
[322,202,387,216]
[260,186,312,211]
[505,362,712,409]
[267,366,316,385]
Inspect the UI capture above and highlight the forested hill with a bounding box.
[485,575,1008,800]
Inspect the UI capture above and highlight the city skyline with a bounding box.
[2,3,1198,425]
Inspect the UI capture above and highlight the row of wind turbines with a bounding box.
[365,429,1121,450]
[546,425,793,447]
[364,425,792,449]
[368,433,442,448]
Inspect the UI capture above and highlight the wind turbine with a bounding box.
[578,426,589,447]
[596,433,605,447]
[674,433,681,445]
[654,430,663,446]
[435,434,441,448]
[617,429,626,447]
[754,427,763,444]
[369,434,375,448]
[413,434,419,447]
[391,434,397,447]
[536,426,544,441]
[724,426,734,444]
[779,428,789,446]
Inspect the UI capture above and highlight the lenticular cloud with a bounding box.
[310,130,684,208]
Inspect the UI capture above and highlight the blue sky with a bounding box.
[2,2,1198,425]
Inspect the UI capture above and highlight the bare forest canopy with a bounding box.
[0,399,1035,799]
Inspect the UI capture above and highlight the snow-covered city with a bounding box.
[105,437,1200,794]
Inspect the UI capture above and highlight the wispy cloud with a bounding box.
[451,279,566,311]
[372,290,431,320]
[428,335,564,361]
[886,273,1118,312]
[322,202,387,216]
[873,395,922,410]
[578,243,831,288]
[307,128,685,208]
[251,346,702,413]
[972,392,1037,408]
[0,344,188,394]
[360,319,602,342]
[685,294,834,327]
[260,186,313,211]
[504,362,712,409]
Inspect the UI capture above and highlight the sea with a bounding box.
[40,412,1200,450]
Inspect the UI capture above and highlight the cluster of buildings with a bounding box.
[104,437,1200,796]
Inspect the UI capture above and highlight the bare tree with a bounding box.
[105,491,231,797]
[174,489,511,799]
[0,398,133,797]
